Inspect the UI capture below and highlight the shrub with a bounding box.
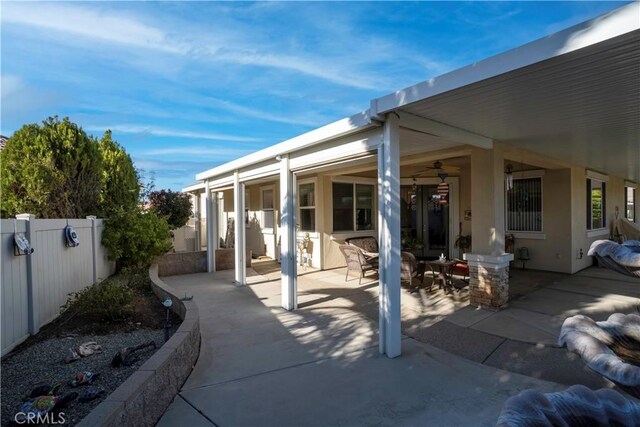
[102,208,172,271]
[121,266,152,292]
[148,189,192,229]
[1,116,102,218]
[61,279,133,321]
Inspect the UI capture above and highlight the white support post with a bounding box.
[16,213,38,334]
[86,215,98,284]
[205,182,216,273]
[280,155,297,310]
[378,113,402,358]
[234,171,246,285]
[194,193,201,251]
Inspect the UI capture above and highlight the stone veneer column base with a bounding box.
[464,253,514,311]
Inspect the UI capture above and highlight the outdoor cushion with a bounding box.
[345,237,379,257]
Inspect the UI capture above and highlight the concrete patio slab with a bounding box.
[180,339,560,427]
[446,305,496,328]
[469,308,561,346]
[405,319,506,364]
[156,395,214,427]
[509,287,638,319]
[483,339,613,390]
[546,275,640,299]
[573,267,640,284]
[157,264,639,425]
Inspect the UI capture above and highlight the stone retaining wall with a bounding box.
[157,251,207,277]
[156,249,252,277]
[216,248,252,271]
[77,264,200,427]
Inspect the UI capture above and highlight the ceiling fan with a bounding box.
[401,160,460,179]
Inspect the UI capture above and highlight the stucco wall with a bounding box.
[510,169,573,273]
[457,164,472,246]
[570,168,627,273]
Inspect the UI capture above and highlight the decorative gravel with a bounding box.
[1,328,169,426]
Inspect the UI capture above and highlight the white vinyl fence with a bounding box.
[1,215,115,356]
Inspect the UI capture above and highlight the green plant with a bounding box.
[1,116,103,218]
[121,266,151,292]
[401,232,424,252]
[454,234,472,254]
[61,279,133,321]
[148,189,192,229]
[102,208,172,271]
[98,130,140,217]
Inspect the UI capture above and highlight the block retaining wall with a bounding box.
[77,264,200,427]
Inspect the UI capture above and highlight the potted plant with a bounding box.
[454,234,471,258]
[401,231,424,253]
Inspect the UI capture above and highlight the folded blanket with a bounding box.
[497,385,640,426]
[588,240,640,268]
[616,218,640,241]
[558,314,640,388]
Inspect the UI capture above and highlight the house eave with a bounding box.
[370,2,640,116]
[195,111,378,182]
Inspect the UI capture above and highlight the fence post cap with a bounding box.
[16,213,35,221]
[86,215,97,220]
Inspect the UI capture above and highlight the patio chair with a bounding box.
[345,236,379,262]
[401,251,418,285]
[452,259,469,283]
[339,245,378,285]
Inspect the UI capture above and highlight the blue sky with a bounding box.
[1,1,627,190]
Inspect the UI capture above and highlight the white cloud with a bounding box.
[217,51,379,90]
[0,3,399,90]
[2,3,187,54]
[142,146,252,158]
[200,96,324,127]
[86,124,262,143]
[1,75,25,100]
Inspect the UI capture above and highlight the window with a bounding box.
[506,177,542,232]
[332,183,353,232]
[332,182,374,232]
[587,178,606,230]
[356,184,374,231]
[261,187,274,231]
[298,182,316,231]
[626,186,636,222]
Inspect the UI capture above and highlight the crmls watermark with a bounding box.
[14,412,67,424]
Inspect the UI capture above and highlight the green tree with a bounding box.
[101,207,172,270]
[98,130,139,216]
[148,189,192,229]
[1,116,102,218]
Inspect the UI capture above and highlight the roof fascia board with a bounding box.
[238,161,280,183]
[370,2,640,115]
[196,111,378,181]
[182,182,206,193]
[398,111,493,149]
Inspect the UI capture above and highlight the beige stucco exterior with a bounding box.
[200,144,636,276]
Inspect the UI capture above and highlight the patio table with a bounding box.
[425,260,456,292]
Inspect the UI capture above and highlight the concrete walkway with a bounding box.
[410,267,639,389]
[157,268,562,427]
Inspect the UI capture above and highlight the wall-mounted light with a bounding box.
[505,164,514,191]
